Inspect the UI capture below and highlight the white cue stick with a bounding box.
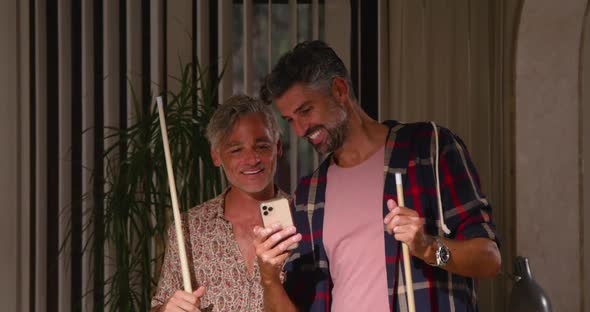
[157,96,193,293]
[395,172,415,312]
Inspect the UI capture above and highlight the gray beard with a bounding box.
[309,108,348,154]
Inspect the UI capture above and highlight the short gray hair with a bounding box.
[206,94,281,149]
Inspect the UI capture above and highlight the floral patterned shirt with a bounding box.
[151,188,288,311]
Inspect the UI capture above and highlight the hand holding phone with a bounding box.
[259,198,299,250]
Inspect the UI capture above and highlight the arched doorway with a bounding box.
[515,1,588,310]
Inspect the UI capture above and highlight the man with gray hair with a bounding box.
[151,94,287,312]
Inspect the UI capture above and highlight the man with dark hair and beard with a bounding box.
[252,40,501,312]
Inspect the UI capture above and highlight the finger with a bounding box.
[393,224,420,243]
[384,207,409,224]
[256,226,292,259]
[193,285,206,298]
[261,226,296,251]
[385,220,394,234]
[163,303,185,312]
[385,206,420,223]
[392,215,422,228]
[253,223,284,244]
[383,209,396,224]
[387,199,398,211]
[192,286,206,309]
[384,200,412,223]
[386,215,422,234]
[259,245,293,267]
[259,233,302,264]
[172,290,198,305]
[253,225,263,236]
[276,233,302,252]
[395,205,419,216]
[271,250,291,265]
[170,295,198,312]
[393,223,421,236]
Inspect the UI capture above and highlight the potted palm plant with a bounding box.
[86,61,224,311]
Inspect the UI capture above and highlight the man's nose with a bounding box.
[244,148,261,164]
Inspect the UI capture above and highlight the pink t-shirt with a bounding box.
[324,146,389,312]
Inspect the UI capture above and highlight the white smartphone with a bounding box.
[259,197,299,250]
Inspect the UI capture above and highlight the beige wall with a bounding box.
[516,1,588,311]
[582,4,590,312]
[0,0,21,311]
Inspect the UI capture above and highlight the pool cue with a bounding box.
[395,172,416,312]
[157,96,193,292]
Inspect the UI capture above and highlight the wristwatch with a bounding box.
[432,237,451,267]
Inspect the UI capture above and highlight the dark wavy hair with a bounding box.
[259,40,356,104]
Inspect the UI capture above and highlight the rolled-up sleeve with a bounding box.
[437,128,499,245]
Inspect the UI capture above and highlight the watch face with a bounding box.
[439,247,450,262]
[435,241,450,266]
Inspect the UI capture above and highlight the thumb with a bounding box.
[387,199,398,211]
[193,285,206,298]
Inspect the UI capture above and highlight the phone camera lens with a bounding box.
[262,205,267,210]
[268,207,273,211]
[263,211,269,216]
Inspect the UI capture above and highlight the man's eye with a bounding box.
[230,148,241,154]
[257,145,271,150]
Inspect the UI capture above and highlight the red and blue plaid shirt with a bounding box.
[283,120,498,312]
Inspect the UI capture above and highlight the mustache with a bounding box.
[303,125,324,138]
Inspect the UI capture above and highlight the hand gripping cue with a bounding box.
[157,96,193,292]
[395,172,415,312]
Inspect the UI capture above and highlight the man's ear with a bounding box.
[331,76,349,103]
[276,138,283,158]
[211,147,222,167]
